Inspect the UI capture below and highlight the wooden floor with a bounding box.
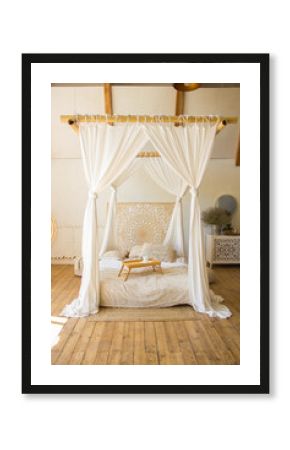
[51,265,240,365]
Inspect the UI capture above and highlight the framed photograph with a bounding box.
[22,53,269,394]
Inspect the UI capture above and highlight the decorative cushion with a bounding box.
[128,245,144,259]
[176,257,186,264]
[141,243,176,263]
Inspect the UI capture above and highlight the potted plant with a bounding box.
[202,207,232,235]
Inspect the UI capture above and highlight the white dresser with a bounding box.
[205,234,240,268]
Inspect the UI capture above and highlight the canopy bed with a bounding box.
[59,114,237,319]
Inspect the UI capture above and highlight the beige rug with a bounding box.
[87,305,200,322]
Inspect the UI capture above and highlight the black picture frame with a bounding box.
[22,53,269,394]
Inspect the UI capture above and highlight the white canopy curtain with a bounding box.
[143,119,231,318]
[99,157,186,258]
[144,157,187,257]
[61,122,148,317]
[99,158,143,256]
[98,185,117,256]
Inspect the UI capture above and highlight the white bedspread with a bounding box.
[100,260,191,308]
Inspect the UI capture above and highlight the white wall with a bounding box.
[185,87,240,159]
[51,86,240,259]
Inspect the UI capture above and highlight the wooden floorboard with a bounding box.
[144,322,159,365]
[133,322,147,365]
[51,264,240,365]
[120,322,135,365]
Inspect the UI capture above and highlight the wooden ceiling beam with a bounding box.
[175,90,184,126]
[104,83,113,125]
[175,90,184,115]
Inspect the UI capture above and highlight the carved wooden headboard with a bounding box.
[116,202,174,255]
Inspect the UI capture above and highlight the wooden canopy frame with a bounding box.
[61,114,237,127]
[60,114,238,157]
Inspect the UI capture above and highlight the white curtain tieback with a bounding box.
[190,187,199,197]
[88,190,98,199]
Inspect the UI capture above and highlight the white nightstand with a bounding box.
[205,234,240,268]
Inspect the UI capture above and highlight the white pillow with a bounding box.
[141,243,176,263]
[128,245,144,259]
[100,250,123,260]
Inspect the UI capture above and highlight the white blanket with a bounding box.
[100,260,190,308]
